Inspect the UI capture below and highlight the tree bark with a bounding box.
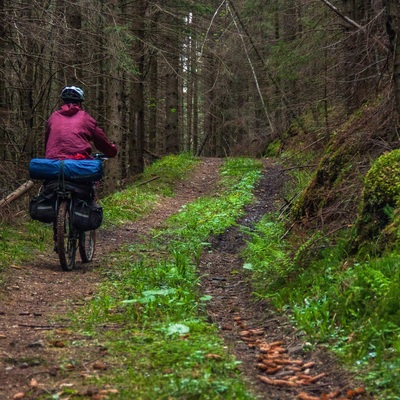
[105,0,123,191]
[165,55,180,154]
[65,0,83,82]
[0,0,8,161]
[147,10,159,154]
[164,4,181,154]
[387,0,400,116]
[128,0,146,175]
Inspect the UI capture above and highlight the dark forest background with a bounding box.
[1,0,400,196]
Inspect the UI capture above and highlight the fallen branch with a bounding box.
[136,176,160,187]
[17,323,66,330]
[282,164,317,171]
[283,137,325,161]
[0,180,35,208]
[143,147,161,160]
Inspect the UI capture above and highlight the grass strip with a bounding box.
[72,157,263,399]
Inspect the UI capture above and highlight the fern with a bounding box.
[242,216,294,291]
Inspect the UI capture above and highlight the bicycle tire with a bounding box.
[79,230,96,263]
[56,200,77,271]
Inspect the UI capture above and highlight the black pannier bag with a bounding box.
[72,199,103,231]
[29,191,56,223]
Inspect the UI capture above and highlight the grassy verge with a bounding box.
[101,152,199,226]
[62,157,263,399]
[0,221,52,276]
[242,166,400,399]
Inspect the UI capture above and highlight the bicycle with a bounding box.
[29,154,107,271]
[54,180,96,271]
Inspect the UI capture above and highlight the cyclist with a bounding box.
[44,86,117,253]
[45,86,118,160]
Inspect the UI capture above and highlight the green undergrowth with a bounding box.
[242,171,400,399]
[66,157,263,399]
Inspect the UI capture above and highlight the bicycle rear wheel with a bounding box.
[79,230,96,263]
[56,200,77,271]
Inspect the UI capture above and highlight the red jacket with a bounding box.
[45,103,118,159]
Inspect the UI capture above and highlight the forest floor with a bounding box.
[0,158,371,400]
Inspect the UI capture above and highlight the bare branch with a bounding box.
[320,0,389,51]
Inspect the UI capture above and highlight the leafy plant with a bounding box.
[241,215,293,293]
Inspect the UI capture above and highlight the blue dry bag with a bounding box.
[29,159,103,182]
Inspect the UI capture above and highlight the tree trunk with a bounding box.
[193,69,199,154]
[387,0,400,116]
[65,0,83,82]
[165,52,180,154]
[105,0,123,191]
[200,47,216,156]
[186,31,193,152]
[0,0,8,161]
[148,51,158,153]
[163,4,181,155]
[147,10,159,154]
[186,14,199,154]
[128,1,146,175]
[20,6,35,160]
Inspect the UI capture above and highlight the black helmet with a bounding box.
[60,86,85,102]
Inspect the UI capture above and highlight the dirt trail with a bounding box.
[0,158,369,400]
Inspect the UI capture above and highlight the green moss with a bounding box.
[355,150,400,249]
[363,150,400,208]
